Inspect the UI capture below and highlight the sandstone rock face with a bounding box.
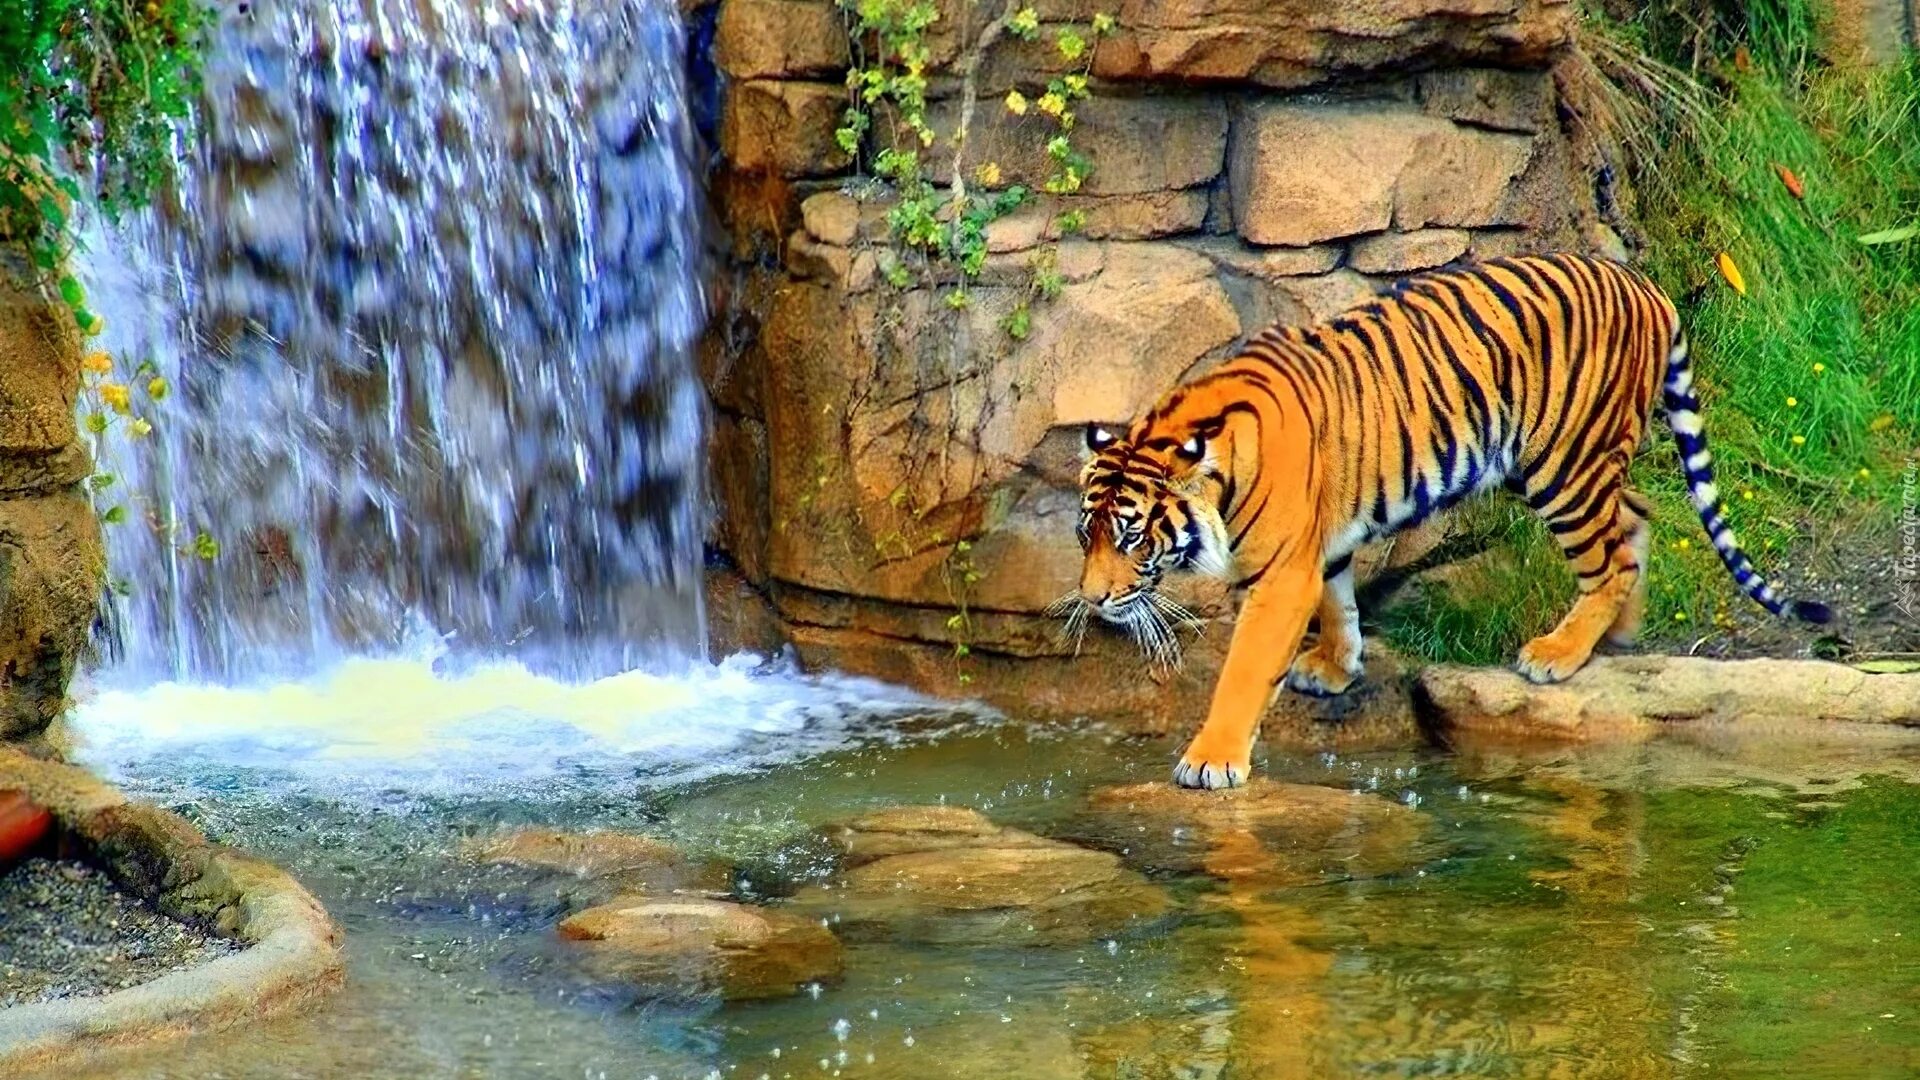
[1093,0,1575,87]
[1071,780,1432,881]
[0,281,103,742]
[721,79,851,176]
[1418,657,1920,744]
[704,0,1611,724]
[558,897,843,1000]
[1230,102,1534,246]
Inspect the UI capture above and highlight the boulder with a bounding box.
[1417,656,1920,744]
[462,827,730,896]
[557,897,843,1000]
[933,94,1229,197]
[721,79,851,176]
[792,841,1170,944]
[1069,779,1431,881]
[1229,102,1534,246]
[0,493,104,741]
[822,804,1059,867]
[714,0,850,79]
[1092,0,1574,87]
[1418,67,1556,134]
[1181,235,1344,280]
[1347,228,1472,275]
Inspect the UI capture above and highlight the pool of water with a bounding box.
[43,668,1920,1080]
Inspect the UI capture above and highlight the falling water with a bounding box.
[83,0,707,684]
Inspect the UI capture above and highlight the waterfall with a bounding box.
[82,0,708,685]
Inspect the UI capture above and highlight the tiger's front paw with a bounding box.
[1515,632,1591,684]
[1172,739,1251,790]
[1284,647,1362,698]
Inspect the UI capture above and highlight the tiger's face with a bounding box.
[1052,423,1231,668]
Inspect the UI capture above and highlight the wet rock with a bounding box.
[1071,780,1431,883]
[1418,656,1920,743]
[558,896,843,1000]
[720,79,850,177]
[715,0,850,80]
[796,843,1170,945]
[793,806,1170,944]
[823,805,1058,867]
[462,826,729,896]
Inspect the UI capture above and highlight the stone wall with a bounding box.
[0,278,103,740]
[701,0,1623,727]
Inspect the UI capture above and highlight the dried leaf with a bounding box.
[1714,251,1747,295]
[1733,45,1752,73]
[1771,162,1803,199]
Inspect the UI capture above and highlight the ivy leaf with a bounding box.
[58,275,85,309]
[102,505,127,525]
[192,532,220,561]
[1854,659,1920,674]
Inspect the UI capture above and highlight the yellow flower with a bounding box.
[1812,362,1826,374]
[82,350,113,374]
[974,161,1002,186]
[1785,396,1798,408]
[1741,489,1754,500]
[130,418,153,438]
[1037,92,1067,117]
[1004,90,1029,116]
[1858,467,1871,479]
[1673,611,1689,623]
[100,383,132,415]
[1676,538,1691,551]
[1791,434,1806,445]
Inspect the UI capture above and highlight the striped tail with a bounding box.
[1663,335,1832,624]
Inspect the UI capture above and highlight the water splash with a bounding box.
[82,0,705,684]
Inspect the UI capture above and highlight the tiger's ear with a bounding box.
[1084,423,1119,454]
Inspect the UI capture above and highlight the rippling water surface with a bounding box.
[50,693,1920,1080]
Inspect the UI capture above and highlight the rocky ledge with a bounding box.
[0,748,343,1075]
[558,895,844,1001]
[1418,656,1920,743]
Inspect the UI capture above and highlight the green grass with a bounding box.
[1385,6,1919,664]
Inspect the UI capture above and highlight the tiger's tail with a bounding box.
[1662,333,1832,624]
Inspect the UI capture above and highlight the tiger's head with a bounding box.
[1049,422,1233,669]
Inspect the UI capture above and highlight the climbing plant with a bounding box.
[834,0,1115,324]
[1,0,217,561]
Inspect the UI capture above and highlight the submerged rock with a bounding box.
[1418,656,1920,744]
[823,805,1058,867]
[462,827,729,897]
[794,805,1170,944]
[557,897,842,1000]
[1071,780,1431,883]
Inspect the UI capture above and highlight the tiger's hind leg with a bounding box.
[1285,559,1362,697]
[1605,489,1653,647]
[1516,465,1643,684]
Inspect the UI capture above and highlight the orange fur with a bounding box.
[1067,253,1827,789]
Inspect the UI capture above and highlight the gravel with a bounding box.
[0,858,240,1007]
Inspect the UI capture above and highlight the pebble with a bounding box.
[0,858,239,1007]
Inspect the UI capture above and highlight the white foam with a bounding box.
[66,652,972,801]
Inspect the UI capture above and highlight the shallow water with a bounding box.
[46,667,1920,1080]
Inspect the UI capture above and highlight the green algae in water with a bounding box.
[49,725,1920,1080]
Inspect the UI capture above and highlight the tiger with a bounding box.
[1063,252,1832,790]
